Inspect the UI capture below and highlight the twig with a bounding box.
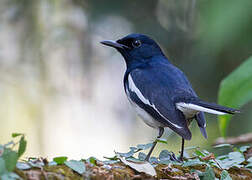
[214,133,252,145]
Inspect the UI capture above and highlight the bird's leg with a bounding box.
[179,138,185,161]
[145,127,164,161]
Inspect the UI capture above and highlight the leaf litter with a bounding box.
[1,134,252,179]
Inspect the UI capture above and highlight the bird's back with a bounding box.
[130,58,198,101]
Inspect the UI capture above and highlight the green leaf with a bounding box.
[103,160,119,165]
[220,170,232,180]
[216,155,228,161]
[246,162,252,168]
[218,56,252,137]
[228,151,245,164]
[202,166,215,180]
[103,155,118,161]
[216,151,245,170]
[116,150,135,158]
[48,161,57,166]
[64,160,85,175]
[247,157,252,163]
[194,149,207,157]
[28,159,44,168]
[202,150,211,156]
[11,133,23,138]
[239,146,249,152]
[182,159,205,167]
[216,158,235,169]
[126,157,143,163]
[159,160,172,165]
[185,146,199,150]
[156,138,167,144]
[138,152,146,161]
[1,172,20,180]
[0,158,7,175]
[190,169,204,176]
[4,142,14,148]
[0,145,3,156]
[17,136,26,158]
[213,144,233,148]
[136,143,153,150]
[53,156,68,165]
[149,157,158,164]
[159,150,171,161]
[87,157,97,166]
[129,147,138,151]
[16,162,31,170]
[2,148,18,172]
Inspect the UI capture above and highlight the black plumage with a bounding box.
[101,33,240,161]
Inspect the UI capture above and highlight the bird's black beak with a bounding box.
[100,40,129,49]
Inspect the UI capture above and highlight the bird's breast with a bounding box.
[130,101,164,129]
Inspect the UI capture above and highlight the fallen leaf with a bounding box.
[201,153,215,161]
[136,143,153,150]
[64,160,86,175]
[118,156,156,176]
[220,170,232,180]
[213,143,233,148]
[16,162,31,170]
[201,166,215,180]
[182,159,205,167]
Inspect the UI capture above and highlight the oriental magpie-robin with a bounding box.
[101,34,240,161]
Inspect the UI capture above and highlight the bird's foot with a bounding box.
[144,155,150,162]
[178,155,184,163]
[169,152,183,163]
[144,152,183,163]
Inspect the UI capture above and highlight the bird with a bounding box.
[100,33,240,161]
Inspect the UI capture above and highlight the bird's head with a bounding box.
[101,34,165,66]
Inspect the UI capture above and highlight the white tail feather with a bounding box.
[176,102,226,115]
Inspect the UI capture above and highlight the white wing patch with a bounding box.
[128,74,183,129]
[128,74,151,105]
[176,104,198,119]
[176,102,226,115]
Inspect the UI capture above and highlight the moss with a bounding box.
[15,165,82,180]
[14,161,252,179]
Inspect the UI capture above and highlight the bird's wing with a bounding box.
[166,63,240,115]
[125,65,193,140]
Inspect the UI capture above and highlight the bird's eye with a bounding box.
[132,39,141,48]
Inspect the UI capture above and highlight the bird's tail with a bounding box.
[176,101,240,115]
[191,101,240,139]
[191,101,240,115]
[176,99,240,139]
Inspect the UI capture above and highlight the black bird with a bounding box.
[100,34,240,161]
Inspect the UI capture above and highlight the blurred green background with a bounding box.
[0,0,251,159]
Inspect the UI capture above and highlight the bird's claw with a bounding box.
[170,152,183,163]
